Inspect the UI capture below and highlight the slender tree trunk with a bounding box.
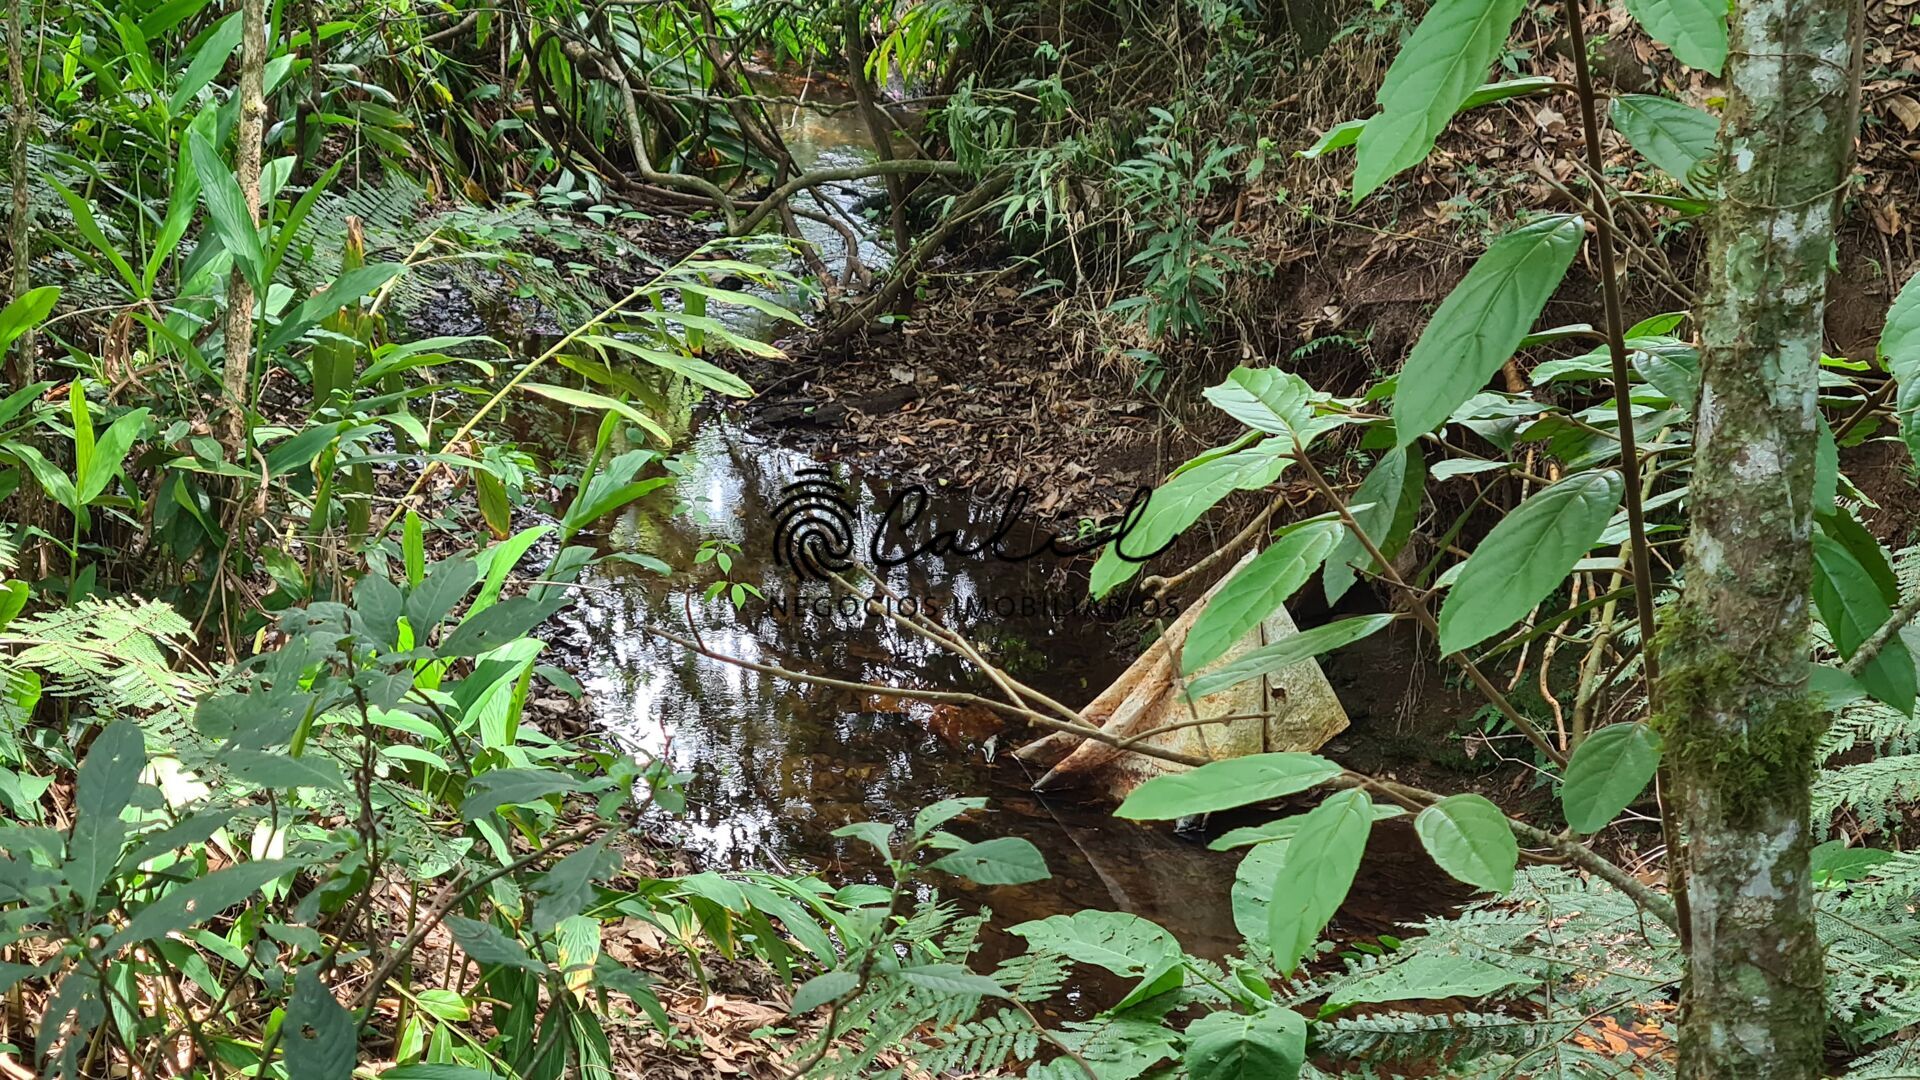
[5,0,34,388]
[843,9,909,257]
[1658,0,1863,1075]
[220,0,268,457]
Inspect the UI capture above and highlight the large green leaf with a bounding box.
[519,383,670,445]
[1209,803,1405,851]
[1182,521,1342,675]
[170,13,242,113]
[1090,444,1289,598]
[76,408,150,504]
[1352,0,1529,199]
[1437,469,1623,654]
[188,130,265,289]
[789,970,858,1014]
[532,837,616,932]
[1414,794,1517,893]
[110,859,302,949]
[1187,614,1397,701]
[0,286,59,356]
[1200,367,1315,441]
[1009,909,1184,1009]
[1324,448,1410,604]
[928,837,1050,885]
[1300,77,1559,158]
[66,720,146,905]
[445,915,548,974]
[1115,753,1343,820]
[1623,0,1728,74]
[1325,951,1535,1006]
[1392,216,1584,444]
[1884,270,1920,469]
[284,970,356,1080]
[1267,788,1374,975]
[1814,531,1917,714]
[1183,1008,1307,1080]
[894,963,1008,998]
[1610,95,1718,189]
[1560,723,1662,833]
[462,767,592,820]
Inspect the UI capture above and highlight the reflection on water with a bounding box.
[559,421,1254,970]
[558,420,1465,1006]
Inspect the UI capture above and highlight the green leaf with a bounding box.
[407,556,478,633]
[1184,1008,1306,1080]
[789,970,858,1014]
[0,286,59,356]
[519,383,670,445]
[1813,531,1917,714]
[1116,753,1343,820]
[894,963,1008,997]
[830,820,895,858]
[1008,909,1184,1009]
[111,859,302,949]
[402,510,426,586]
[380,1068,504,1080]
[911,797,987,839]
[1010,909,1180,974]
[1325,951,1535,1006]
[1414,794,1517,893]
[584,337,753,398]
[226,750,347,792]
[1818,509,1899,606]
[1808,840,1894,886]
[1436,470,1623,654]
[1561,723,1662,833]
[1187,614,1398,701]
[532,837,615,932]
[188,131,265,289]
[928,837,1050,885]
[1183,522,1342,675]
[1392,215,1584,443]
[284,970,355,1080]
[1883,269,1920,469]
[169,12,241,112]
[77,407,150,504]
[264,263,406,354]
[1200,367,1316,440]
[462,767,590,820]
[1090,445,1290,598]
[75,719,145,824]
[1300,78,1559,159]
[445,915,548,974]
[1267,788,1373,975]
[1623,0,1728,74]
[1209,805,1405,851]
[1352,0,1529,199]
[1610,95,1719,188]
[439,594,566,657]
[1323,448,1409,604]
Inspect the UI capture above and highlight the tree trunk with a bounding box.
[5,0,34,388]
[1658,0,1863,1075]
[220,0,268,457]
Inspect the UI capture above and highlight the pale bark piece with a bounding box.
[1025,550,1350,801]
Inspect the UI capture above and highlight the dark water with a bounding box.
[555,420,1460,1012]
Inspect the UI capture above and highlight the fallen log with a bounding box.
[1016,550,1350,801]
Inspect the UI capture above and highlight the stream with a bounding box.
[529,72,1460,1010]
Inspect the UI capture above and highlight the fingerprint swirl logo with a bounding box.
[771,468,857,581]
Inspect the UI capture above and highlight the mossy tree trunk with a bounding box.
[1657,0,1862,1076]
[6,0,33,388]
[219,0,268,457]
